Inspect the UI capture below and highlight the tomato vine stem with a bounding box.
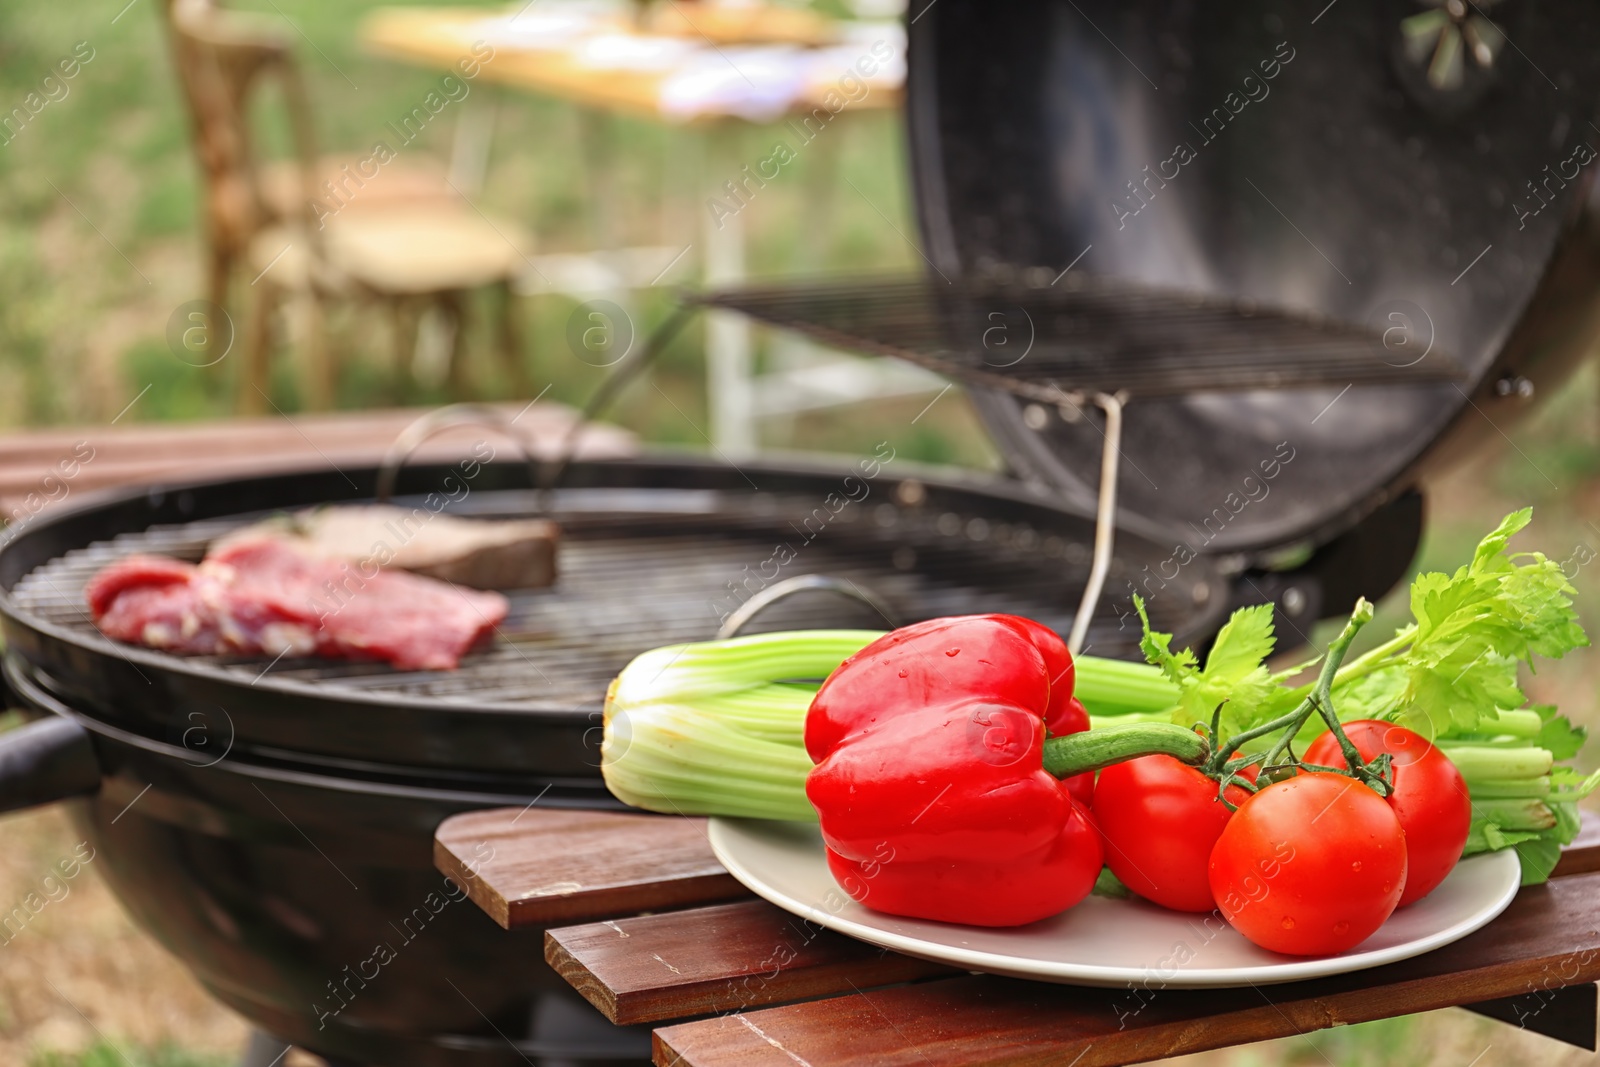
[1207,598,1393,806]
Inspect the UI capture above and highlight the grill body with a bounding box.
[0,455,1227,1064]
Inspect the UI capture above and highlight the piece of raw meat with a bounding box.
[222,504,558,590]
[85,535,508,670]
[210,535,510,668]
[87,556,227,656]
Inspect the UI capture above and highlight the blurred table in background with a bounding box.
[0,403,634,523]
[359,4,902,123]
[360,3,931,455]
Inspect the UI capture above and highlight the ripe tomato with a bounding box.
[1094,755,1255,912]
[1304,720,1471,907]
[1209,772,1407,956]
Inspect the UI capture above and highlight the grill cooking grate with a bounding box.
[8,490,1204,712]
[690,277,1464,400]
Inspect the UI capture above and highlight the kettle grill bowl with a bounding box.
[5,663,646,1066]
[0,455,1227,778]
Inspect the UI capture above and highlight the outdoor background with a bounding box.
[0,1,1598,1065]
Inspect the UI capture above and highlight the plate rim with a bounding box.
[707,817,1523,988]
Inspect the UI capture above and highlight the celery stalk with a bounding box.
[1073,656,1179,717]
[1087,709,1174,730]
[601,631,875,820]
[1471,709,1544,739]
[1466,776,1551,799]
[1437,745,1554,780]
[1437,737,1547,750]
[1469,798,1558,832]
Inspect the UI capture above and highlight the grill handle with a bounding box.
[716,574,899,640]
[375,403,543,505]
[0,715,100,814]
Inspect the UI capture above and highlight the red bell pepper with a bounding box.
[805,613,1210,927]
[804,615,1097,926]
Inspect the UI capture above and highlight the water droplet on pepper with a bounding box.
[945,648,960,657]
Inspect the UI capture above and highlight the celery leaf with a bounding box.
[1391,509,1586,736]
[1514,837,1564,885]
[1533,705,1589,761]
[1137,597,1278,736]
[1330,665,1406,719]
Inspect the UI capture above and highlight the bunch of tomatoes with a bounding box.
[1092,720,1473,956]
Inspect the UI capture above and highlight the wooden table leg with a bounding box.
[300,290,333,410]
[391,295,422,395]
[704,124,755,456]
[238,280,276,415]
[441,290,471,399]
[496,279,531,398]
[448,83,500,195]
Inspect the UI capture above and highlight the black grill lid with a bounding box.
[908,0,1600,557]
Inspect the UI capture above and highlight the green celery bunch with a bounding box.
[599,507,1595,883]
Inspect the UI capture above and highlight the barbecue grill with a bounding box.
[4,1,1600,1065]
[0,453,1233,1067]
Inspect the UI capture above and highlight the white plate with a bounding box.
[707,818,1521,988]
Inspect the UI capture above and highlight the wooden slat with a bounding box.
[1552,813,1600,878]
[461,806,1600,936]
[546,900,956,1024]
[434,809,746,928]
[654,869,1600,1066]
[537,819,1600,1026]
[0,403,633,515]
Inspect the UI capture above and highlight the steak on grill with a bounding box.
[222,504,558,590]
[86,535,508,670]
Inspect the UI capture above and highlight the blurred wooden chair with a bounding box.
[164,0,534,412]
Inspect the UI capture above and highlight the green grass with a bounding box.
[1222,1016,1418,1067]
[0,0,945,455]
[28,1042,230,1067]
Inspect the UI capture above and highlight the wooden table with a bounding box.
[436,807,1600,1066]
[358,6,910,455]
[0,402,634,522]
[359,6,902,124]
